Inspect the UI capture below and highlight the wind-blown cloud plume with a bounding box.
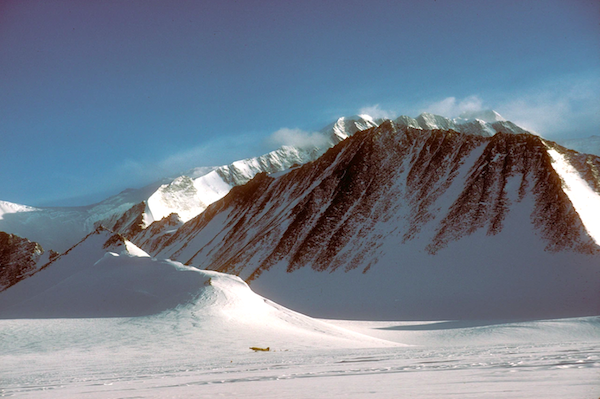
[498,75,600,139]
[112,133,264,187]
[267,128,331,149]
[358,104,397,120]
[424,95,486,118]
[420,74,600,139]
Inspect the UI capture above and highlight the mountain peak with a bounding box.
[415,112,457,130]
[355,114,379,124]
[458,109,505,123]
[324,114,381,143]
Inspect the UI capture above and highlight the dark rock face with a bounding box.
[0,232,48,291]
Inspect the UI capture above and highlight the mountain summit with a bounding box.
[458,109,505,123]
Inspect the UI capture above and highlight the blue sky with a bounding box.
[1,0,599,206]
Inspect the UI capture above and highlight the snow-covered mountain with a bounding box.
[146,145,325,223]
[0,111,532,254]
[141,121,600,320]
[2,110,600,399]
[143,115,386,223]
[396,111,529,136]
[327,110,528,139]
[0,182,164,253]
[321,114,384,143]
[2,110,599,320]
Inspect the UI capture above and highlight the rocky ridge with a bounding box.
[0,232,56,292]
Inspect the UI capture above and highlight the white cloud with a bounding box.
[498,99,567,135]
[156,145,212,176]
[424,95,486,118]
[417,76,600,139]
[267,127,331,149]
[112,133,265,188]
[496,75,600,139]
[112,146,215,185]
[358,104,397,120]
[116,126,334,188]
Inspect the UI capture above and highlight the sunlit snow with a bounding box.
[547,148,600,245]
[147,172,232,223]
[2,314,598,398]
[124,240,150,257]
[0,200,38,220]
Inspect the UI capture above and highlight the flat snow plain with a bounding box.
[1,249,598,398]
[2,315,599,398]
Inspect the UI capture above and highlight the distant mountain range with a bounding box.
[1,110,599,320]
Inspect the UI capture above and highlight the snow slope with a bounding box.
[146,146,324,223]
[0,212,598,398]
[0,200,38,220]
[547,148,600,244]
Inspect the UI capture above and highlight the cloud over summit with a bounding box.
[267,128,331,149]
[424,96,487,119]
[358,105,397,120]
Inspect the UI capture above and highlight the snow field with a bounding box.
[1,317,598,398]
[0,201,39,220]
